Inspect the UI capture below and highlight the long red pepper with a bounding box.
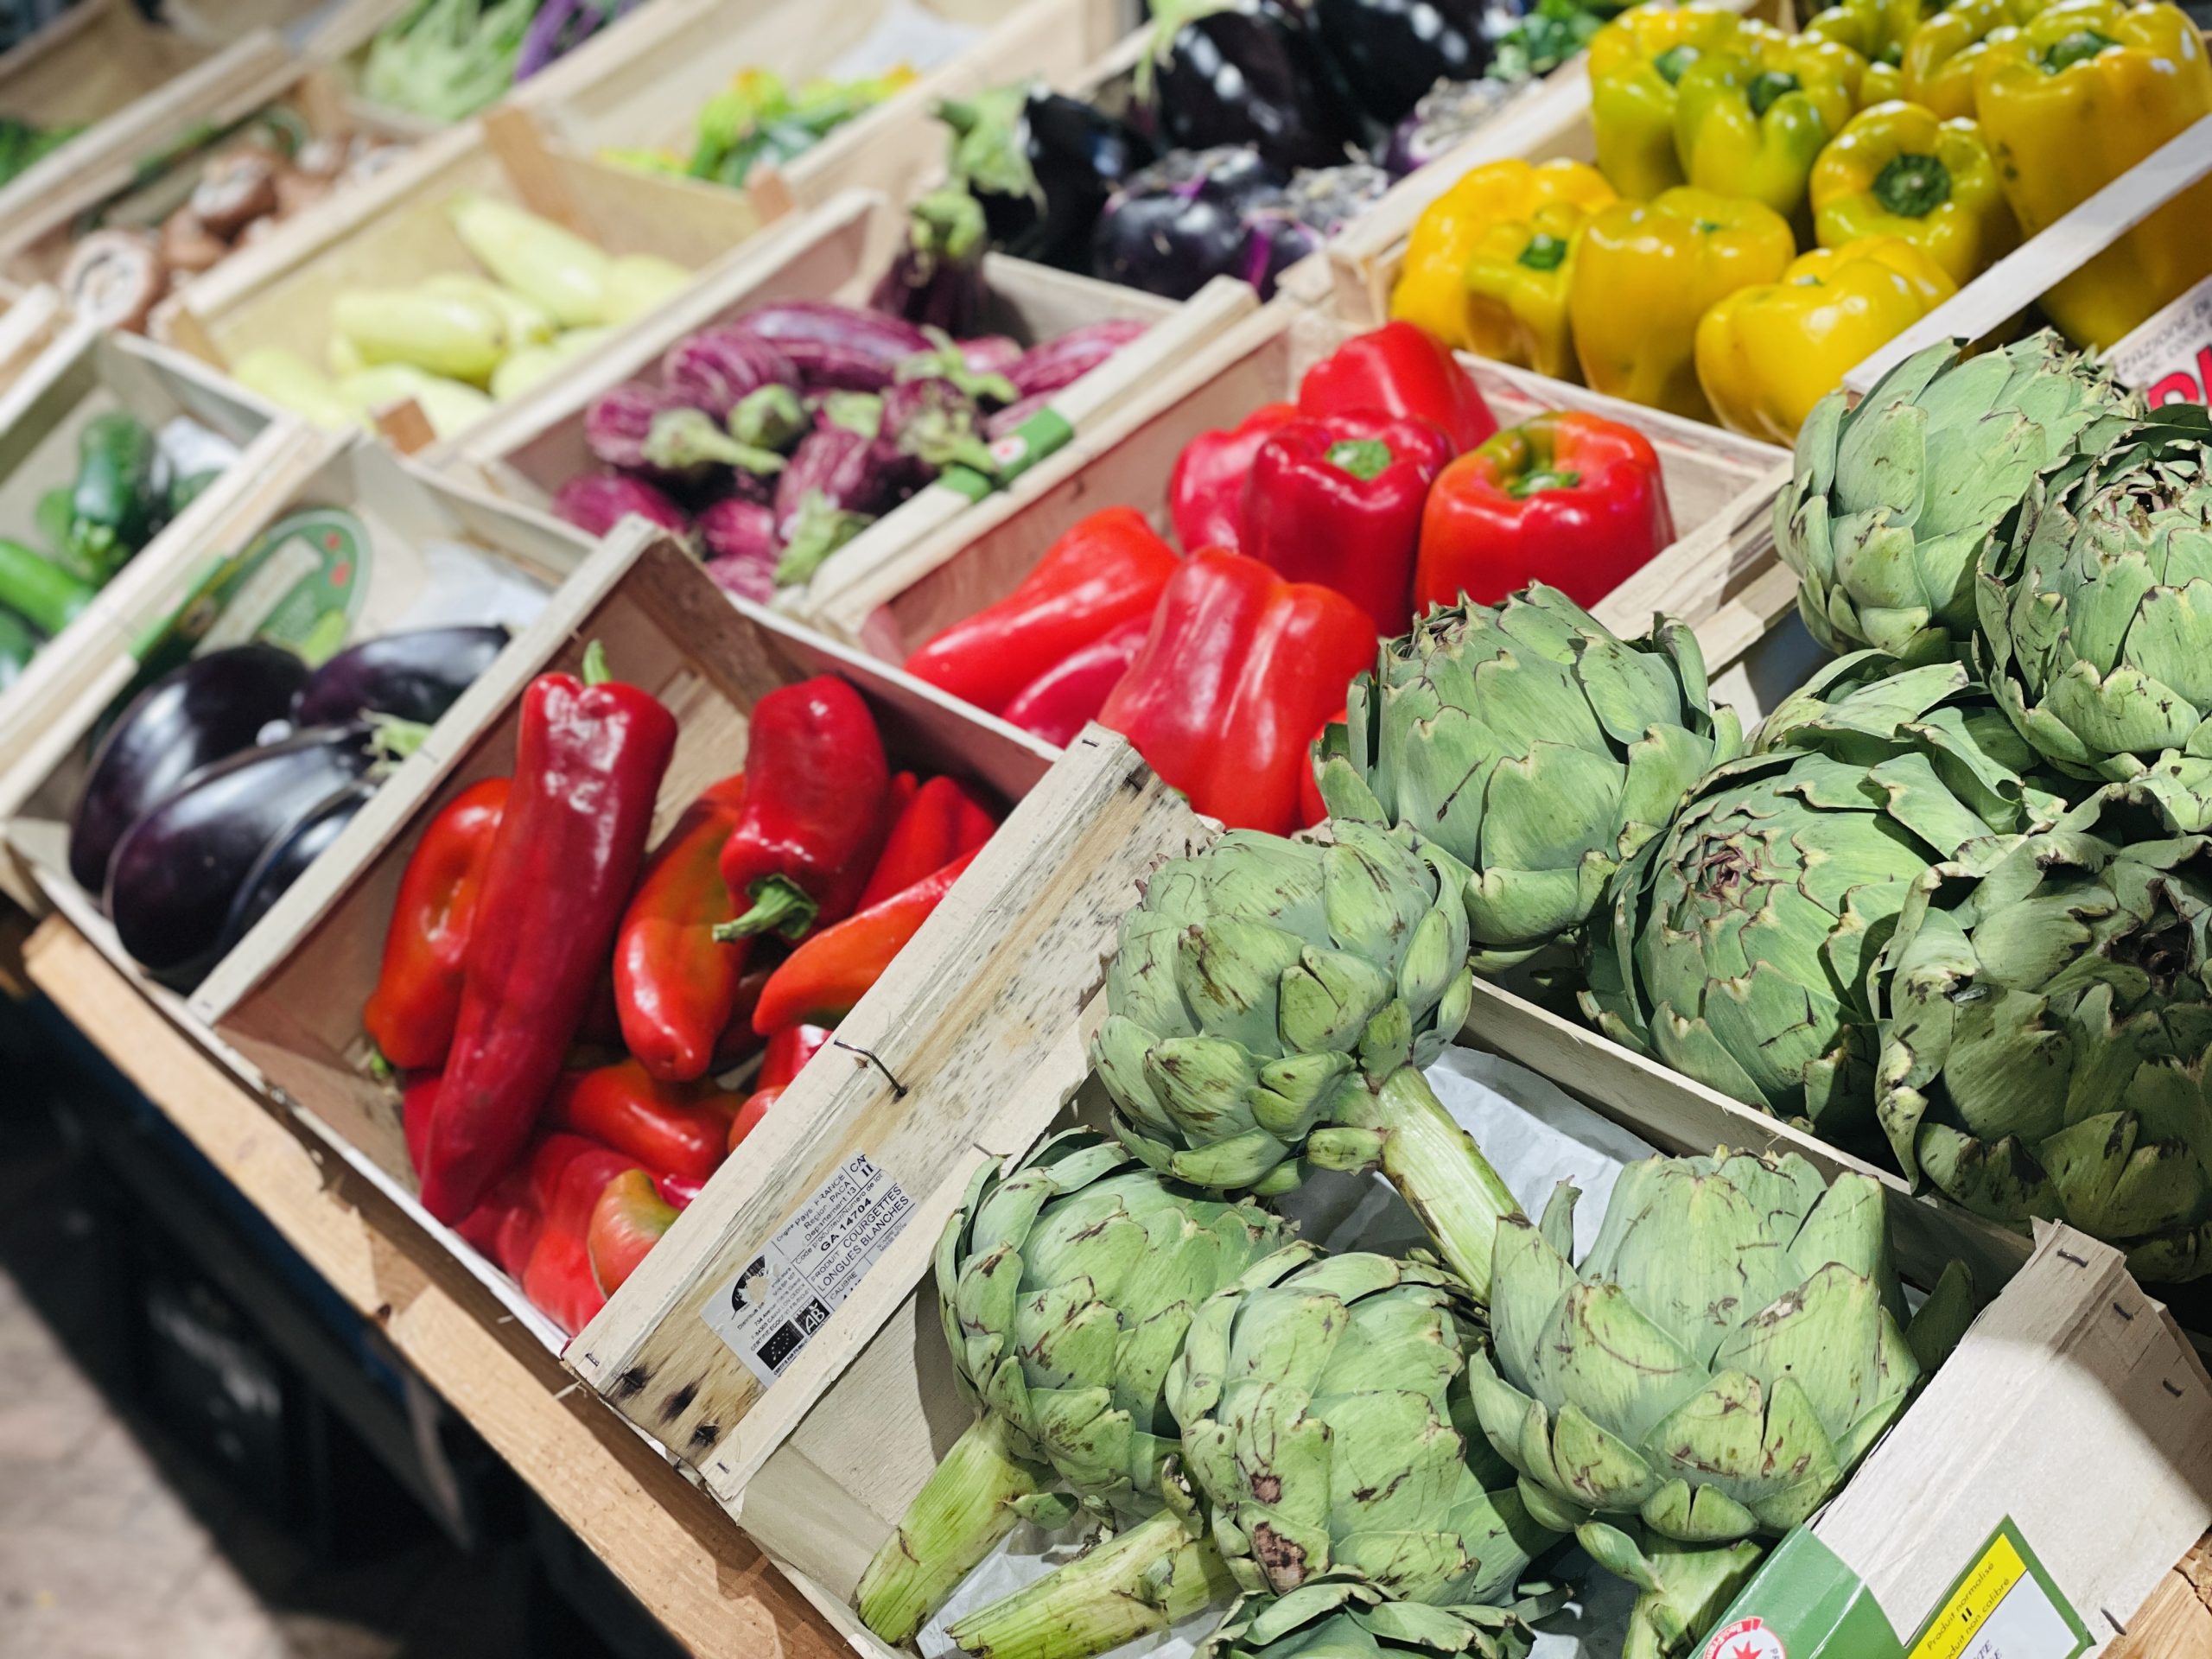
[363,779,509,1073]
[418,644,677,1225]
[613,772,750,1080]
[856,776,998,908]
[522,1136,643,1335]
[753,849,982,1033]
[998,616,1150,748]
[727,1024,834,1154]
[715,676,890,944]
[588,1169,678,1296]
[548,1059,735,1183]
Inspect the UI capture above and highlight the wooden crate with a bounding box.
[0,283,64,390]
[801,297,1788,664]
[439,188,1249,609]
[0,319,297,910]
[198,524,1178,1364]
[509,0,1129,227]
[0,430,594,999]
[0,0,218,137]
[146,105,772,401]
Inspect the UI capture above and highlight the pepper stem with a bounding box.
[1508,467,1581,499]
[1516,232,1569,272]
[853,1413,1056,1644]
[944,1508,1231,1659]
[1746,70,1799,118]
[1325,437,1394,481]
[582,639,611,686]
[1652,43,1700,83]
[1872,151,1951,219]
[2042,28,2115,71]
[713,874,819,943]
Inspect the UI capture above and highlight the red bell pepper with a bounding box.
[715,676,890,944]
[588,1168,678,1296]
[901,508,1179,714]
[363,779,509,1073]
[1298,321,1497,454]
[1241,412,1453,636]
[753,849,982,1033]
[998,615,1150,748]
[418,645,677,1226]
[614,772,750,1081]
[857,775,999,909]
[1098,550,1376,836]
[549,1059,736,1184]
[1167,403,1299,553]
[1414,410,1675,613]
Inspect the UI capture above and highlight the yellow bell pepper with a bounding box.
[1901,0,2054,118]
[1588,3,1749,200]
[1460,201,1599,381]
[1803,0,1923,67]
[1570,188,1797,422]
[1974,0,2212,347]
[1810,101,2019,283]
[1861,58,1907,100]
[1389,158,1616,352]
[1695,237,1957,443]
[1673,35,1862,222]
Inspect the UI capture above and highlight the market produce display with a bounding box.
[903,321,1677,833]
[232,195,689,441]
[603,66,919,188]
[57,118,410,334]
[371,667,1004,1333]
[361,0,645,123]
[1392,0,2212,437]
[556,287,1147,594]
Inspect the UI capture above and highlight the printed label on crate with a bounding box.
[1703,1616,1789,1658]
[134,507,368,683]
[700,1152,915,1389]
[2109,274,2212,405]
[1903,1522,2088,1659]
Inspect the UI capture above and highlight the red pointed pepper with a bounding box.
[714,676,890,945]
[549,1058,737,1183]
[418,645,677,1226]
[753,849,982,1033]
[1167,403,1299,553]
[613,772,750,1081]
[901,507,1179,714]
[364,779,509,1073]
[657,1173,705,1210]
[1241,412,1453,636]
[520,1134,643,1335]
[588,1168,679,1296]
[1414,410,1675,613]
[857,775,999,909]
[1098,550,1376,836]
[728,1024,834,1153]
[1297,321,1497,454]
[998,615,1150,748]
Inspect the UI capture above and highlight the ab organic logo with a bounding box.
[1700,1618,1787,1659]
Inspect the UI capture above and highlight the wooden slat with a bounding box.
[2110,1536,2212,1659]
[23,918,845,1659]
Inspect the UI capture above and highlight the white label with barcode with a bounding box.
[700,1153,914,1389]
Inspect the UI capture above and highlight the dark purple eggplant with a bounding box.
[1005,320,1150,398]
[1236,162,1391,293]
[108,722,378,988]
[1382,78,1516,175]
[213,778,374,957]
[733,302,930,391]
[661,326,797,421]
[1143,0,1359,172]
[700,499,779,603]
[68,643,308,898]
[1090,146,1286,299]
[1310,0,1494,126]
[939,88,1156,270]
[290,625,508,728]
[869,188,990,339]
[550,473,694,541]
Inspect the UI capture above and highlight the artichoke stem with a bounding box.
[854,1413,1053,1643]
[944,1507,1229,1659]
[1351,1066,1525,1302]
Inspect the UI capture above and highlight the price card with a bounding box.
[1904,1522,2088,1659]
[2108,274,2212,407]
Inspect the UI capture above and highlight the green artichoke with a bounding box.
[855,1131,1290,1642]
[1777,331,2137,664]
[1584,652,2069,1140]
[1201,1575,1557,1659]
[947,1249,1558,1659]
[1468,1152,1973,1658]
[1321,586,1740,982]
[1975,407,2212,783]
[1876,775,2212,1284]
[1093,825,1521,1293]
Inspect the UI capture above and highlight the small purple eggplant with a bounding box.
[869,188,990,340]
[68,643,308,898]
[291,625,509,728]
[959,336,1024,378]
[879,378,995,491]
[1382,78,1516,176]
[772,427,887,586]
[734,302,931,391]
[585,381,684,473]
[699,499,779,603]
[985,390,1055,442]
[1236,162,1390,293]
[639,406,790,480]
[661,326,798,421]
[1005,320,1151,398]
[550,473,694,541]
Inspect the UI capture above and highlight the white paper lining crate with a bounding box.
[798,297,1787,661]
[440,188,1249,607]
[0,319,297,912]
[0,431,595,1034]
[194,524,1192,1362]
[144,105,773,408]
